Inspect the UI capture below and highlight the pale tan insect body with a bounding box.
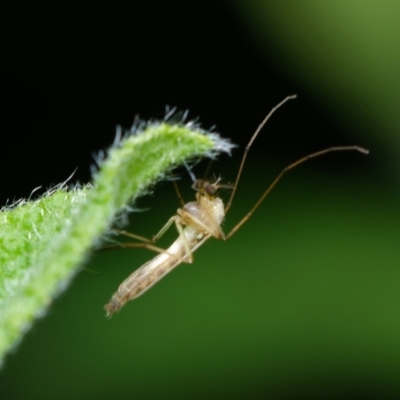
[105,180,226,316]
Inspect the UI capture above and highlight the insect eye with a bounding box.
[205,184,217,196]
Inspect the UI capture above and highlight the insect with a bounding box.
[104,95,369,316]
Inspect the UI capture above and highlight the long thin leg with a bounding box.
[173,218,194,263]
[152,216,177,242]
[225,95,297,214]
[99,242,186,263]
[100,217,176,254]
[111,229,154,244]
[106,215,196,263]
[101,217,194,264]
[112,216,176,246]
[172,181,185,207]
[226,145,369,240]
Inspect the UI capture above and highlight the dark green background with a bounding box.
[2,2,399,399]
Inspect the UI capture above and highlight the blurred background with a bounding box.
[2,1,400,399]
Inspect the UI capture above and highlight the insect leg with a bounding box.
[172,181,186,207]
[101,217,191,264]
[225,95,297,214]
[225,145,369,240]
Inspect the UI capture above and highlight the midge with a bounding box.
[104,95,369,316]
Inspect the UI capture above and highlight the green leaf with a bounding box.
[0,120,233,365]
